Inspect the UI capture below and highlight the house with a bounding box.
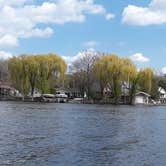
[134,91,151,105]
[158,87,166,103]
[0,82,20,99]
[103,83,112,96]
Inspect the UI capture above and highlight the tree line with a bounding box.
[0,51,165,104]
[66,52,155,104]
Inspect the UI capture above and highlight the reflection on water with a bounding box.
[0,102,166,165]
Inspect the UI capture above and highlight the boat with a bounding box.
[41,94,55,102]
[55,93,68,103]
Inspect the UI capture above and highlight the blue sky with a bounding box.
[0,0,166,73]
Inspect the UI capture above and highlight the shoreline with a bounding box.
[0,98,166,106]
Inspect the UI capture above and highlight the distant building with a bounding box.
[158,87,166,103]
[0,82,19,99]
[134,91,150,105]
[103,83,112,96]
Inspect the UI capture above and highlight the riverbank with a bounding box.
[0,97,166,106]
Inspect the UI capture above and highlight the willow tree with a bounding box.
[138,68,154,94]
[122,58,138,104]
[47,54,67,87]
[107,55,124,104]
[93,54,123,104]
[8,56,30,100]
[93,55,110,98]
[26,55,40,97]
[8,54,67,98]
[36,54,67,94]
[93,55,140,104]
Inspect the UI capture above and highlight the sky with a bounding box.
[0,0,166,74]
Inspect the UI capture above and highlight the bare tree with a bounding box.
[70,49,101,99]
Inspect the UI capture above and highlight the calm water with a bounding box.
[0,102,166,166]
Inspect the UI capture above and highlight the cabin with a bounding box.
[134,91,150,105]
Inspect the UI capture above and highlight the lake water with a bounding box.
[0,102,166,166]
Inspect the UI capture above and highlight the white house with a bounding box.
[158,87,166,103]
[134,91,151,105]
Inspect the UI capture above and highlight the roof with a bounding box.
[0,82,12,86]
[159,87,166,94]
[0,82,13,89]
[136,91,151,97]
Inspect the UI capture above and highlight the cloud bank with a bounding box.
[0,0,114,50]
[122,0,166,26]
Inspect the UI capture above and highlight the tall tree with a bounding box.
[8,54,67,97]
[150,76,160,100]
[26,55,39,97]
[0,60,9,81]
[138,68,154,94]
[35,54,67,94]
[122,58,138,104]
[71,50,99,99]
[8,56,30,100]
[93,54,123,104]
[93,55,110,98]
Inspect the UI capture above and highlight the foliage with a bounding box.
[138,68,154,94]
[150,76,160,100]
[8,54,67,98]
[6,51,159,104]
[93,55,138,104]
[0,60,9,81]
[158,76,166,91]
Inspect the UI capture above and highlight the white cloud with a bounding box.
[83,41,99,47]
[122,0,166,25]
[106,13,115,20]
[22,27,54,38]
[0,0,29,6]
[161,67,166,74]
[62,48,98,65]
[0,0,114,49]
[129,53,150,63]
[0,50,13,60]
[0,35,19,48]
